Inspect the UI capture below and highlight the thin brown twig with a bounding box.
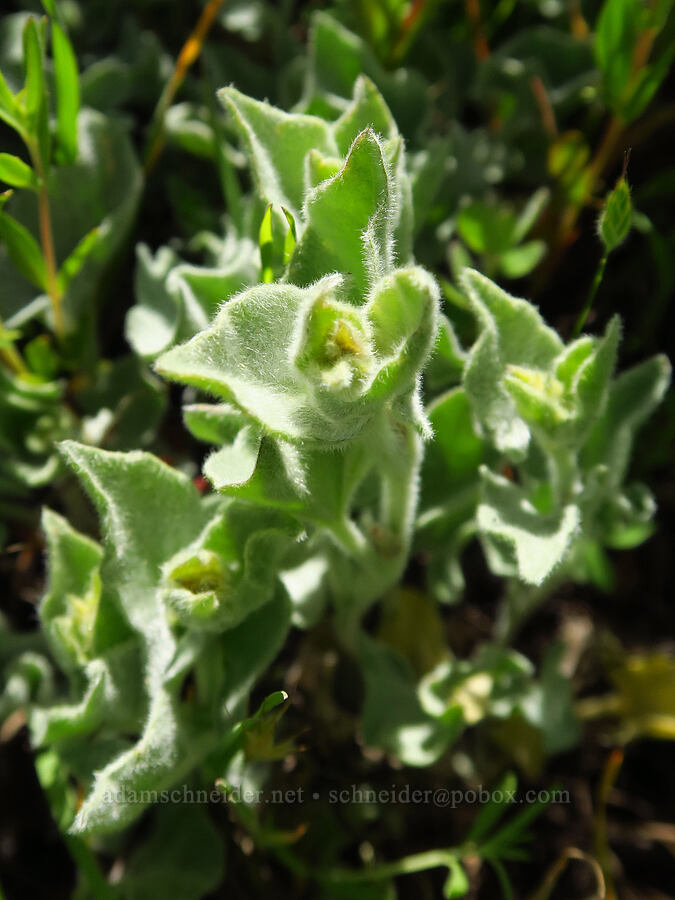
[30,146,65,337]
[529,847,606,900]
[594,748,624,900]
[390,0,429,62]
[568,0,590,38]
[144,0,227,175]
[465,0,490,60]
[530,75,558,139]
[545,10,662,281]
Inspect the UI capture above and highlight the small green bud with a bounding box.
[51,575,101,665]
[504,364,573,431]
[163,550,237,630]
[294,284,374,395]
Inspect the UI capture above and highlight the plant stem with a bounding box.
[238,808,465,892]
[573,253,607,337]
[594,748,623,900]
[323,848,460,884]
[465,0,490,60]
[390,0,428,63]
[547,8,660,272]
[66,836,116,900]
[29,142,65,337]
[575,693,622,721]
[38,183,64,335]
[144,0,226,174]
[0,314,28,375]
[529,847,605,900]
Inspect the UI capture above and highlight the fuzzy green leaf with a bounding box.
[126,245,180,358]
[58,442,219,834]
[287,129,392,304]
[183,402,245,446]
[219,86,337,219]
[203,425,262,491]
[39,509,104,673]
[126,238,257,360]
[462,270,563,456]
[156,279,339,443]
[477,468,580,585]
[157,268,438,448]
[332,75,397,155]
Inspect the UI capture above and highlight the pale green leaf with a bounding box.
[57,442,221,834]
[156,279,333,443]
[499,241,546,279]
[203,425,262,490]
[443,858,470,898]
[126,237,258,361]
[183,402,245,445]
[512,188,550,244]
[477,468,580,585]
[359,634,463,767]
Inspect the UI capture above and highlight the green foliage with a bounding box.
[454,270,669,597]
[455,189,549,280]
[0,6,149,539]
[33,441,293,839]
[0,367,74,496]
[594,0,675,122]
